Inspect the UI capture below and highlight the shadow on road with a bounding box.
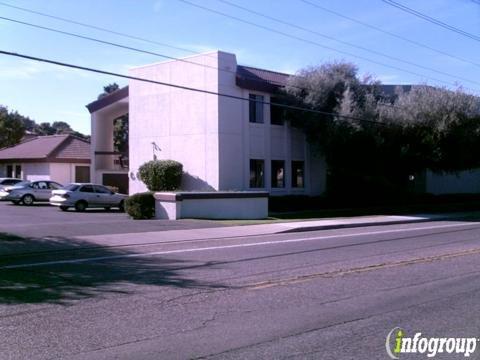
[0,233,227,305]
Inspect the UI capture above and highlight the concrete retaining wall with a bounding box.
[154,191,269,220]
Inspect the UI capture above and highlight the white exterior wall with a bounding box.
[426,169,480,194]
[128,52,221,194]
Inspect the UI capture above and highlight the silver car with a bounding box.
[50,183,127,212]
[1,180,63,205]
[0,178,22,191]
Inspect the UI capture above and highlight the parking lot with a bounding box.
[0,201,222,238]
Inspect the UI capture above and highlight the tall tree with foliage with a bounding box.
[97,83,120,99]
[0,106,26,148]
[283,61,480,198]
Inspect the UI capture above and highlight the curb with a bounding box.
[277,217,454,233]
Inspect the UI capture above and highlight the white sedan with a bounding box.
[50,183,127,212]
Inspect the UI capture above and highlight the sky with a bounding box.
[1,0,480,135]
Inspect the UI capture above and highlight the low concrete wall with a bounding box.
[154,191,269,220]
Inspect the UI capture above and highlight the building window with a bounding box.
[270,96,286,125]
[292,161,305,188]
[249,94,264,123]
[6,164,21,178]
[250,159,265,188]
[271,160,285,188]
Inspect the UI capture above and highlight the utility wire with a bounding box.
[0,49,393,126]
[300,0,480,69]
[0,15,431,112]
[213,0,480,87]
[0,1,198,56]
[382,0,480,43]
[176,0,479,92]
[0,0,289,86]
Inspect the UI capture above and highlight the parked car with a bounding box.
[50,183,127,212]
[0,180,63,205]
[0,178,22,191]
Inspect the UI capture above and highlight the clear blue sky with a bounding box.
[1,0,480,134]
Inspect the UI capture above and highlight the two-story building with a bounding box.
[87,51,326,196]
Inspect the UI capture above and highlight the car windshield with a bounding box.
[63,184,80,191]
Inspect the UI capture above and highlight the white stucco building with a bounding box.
[87,50,480,196]
[87,51,326,196]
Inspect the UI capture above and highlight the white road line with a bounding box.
[2,222,480,269]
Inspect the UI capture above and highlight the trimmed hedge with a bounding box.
[125,192,155,220]
[139,160,183,192]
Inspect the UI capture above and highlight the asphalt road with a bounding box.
[2,219,480,359]
[0,201,222,237]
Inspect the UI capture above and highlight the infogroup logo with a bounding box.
[385,327,478,358]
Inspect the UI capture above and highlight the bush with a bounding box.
[125,192,155,220]
[138,160,183,191]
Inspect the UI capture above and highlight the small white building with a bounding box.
[0,134,91,185]
[87,51,326,196]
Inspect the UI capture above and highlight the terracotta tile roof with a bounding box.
[0,135,90,163]
[236,65,290,92]
[86,86,129,114]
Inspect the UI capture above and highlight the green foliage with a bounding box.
[98,83,120,100]
[283,61,480,197]
[113,114,129,154]
[125,192,155,220]
[138,160,183,192]
[0,106,26,148]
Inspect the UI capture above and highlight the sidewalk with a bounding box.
[75,212,479,248]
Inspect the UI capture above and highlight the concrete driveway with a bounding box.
[0,201,222,238]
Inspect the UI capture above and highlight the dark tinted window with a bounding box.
[292,161,305,188]
[270,96,286,125]
[1,179,21,185]
[79,185,95,193]
[249,159,265,188]
[33,182,48,190]
[271,160,285,188]
[64,184,80,191]
[249,94,264,123]
[93,185,112,194]
[49,182,62,190]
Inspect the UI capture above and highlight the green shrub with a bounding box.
[125,192,155,220]
[138,160,183,191]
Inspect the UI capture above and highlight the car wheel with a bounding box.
[118,200,125,212]
[22,194,35,206]
[75,201,87,212]
[60,206,69,211]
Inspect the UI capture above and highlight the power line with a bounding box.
[213,0,480,88]
[0,1,198,56]
[0,49,392,126]
[382,0,480,43]
[0,15,296,90]
[300,0,480,70]
[0,0,289,85]
[176,0,479,92]
[0,15,449,114]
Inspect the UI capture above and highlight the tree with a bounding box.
[0,106,26,148]
[97,83,120,99]
[283,61,480,199]
[114,114,129,154]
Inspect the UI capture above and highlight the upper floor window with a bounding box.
[292,161,305,188]
[249,94,264,123]
[270,96,286,125]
